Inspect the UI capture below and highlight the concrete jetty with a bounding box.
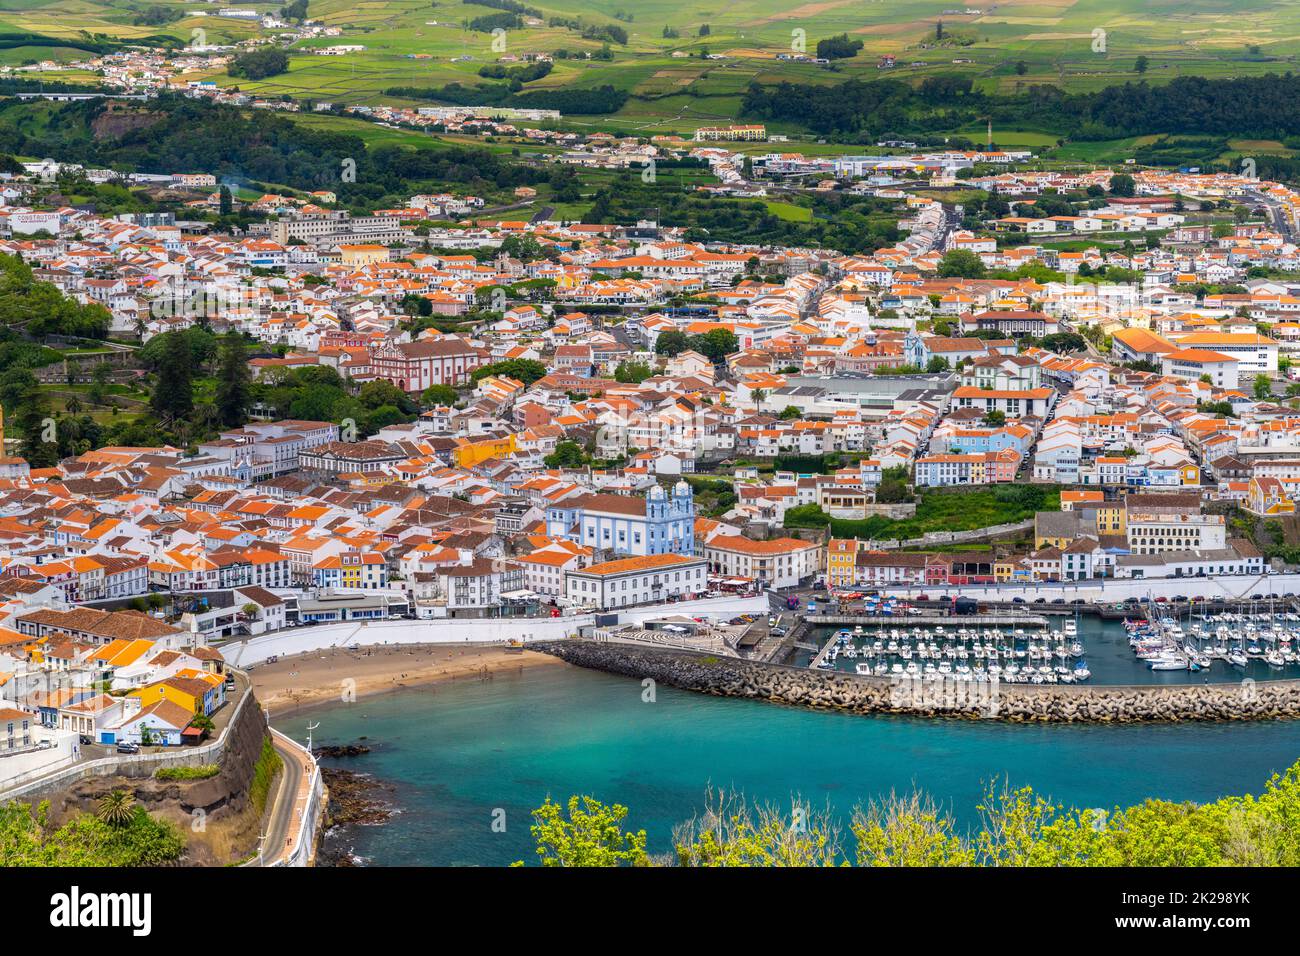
[536,640,1300,724]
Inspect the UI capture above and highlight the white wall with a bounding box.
[220,594,771,667]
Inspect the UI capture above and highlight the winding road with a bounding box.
[250,729,314,866]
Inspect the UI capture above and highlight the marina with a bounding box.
[810,618,1090,684]
[799,603,1300,687]
[1126,604,1300,673]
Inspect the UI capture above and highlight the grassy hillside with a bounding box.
[5,0,1300,134]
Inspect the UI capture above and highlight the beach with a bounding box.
[249,643,564,715]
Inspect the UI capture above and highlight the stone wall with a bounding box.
[536,640,1300,723]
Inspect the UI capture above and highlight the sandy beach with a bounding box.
[248,643,565,715]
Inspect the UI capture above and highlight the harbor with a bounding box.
[809,616,1088,684]
[1125,603,1300,673]
[789,594,1300,687]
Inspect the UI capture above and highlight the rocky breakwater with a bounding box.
[535,641,1300,723]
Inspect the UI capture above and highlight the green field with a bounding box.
[6,0,1300,140]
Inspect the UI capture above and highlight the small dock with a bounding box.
[807,614,1050,628]
[810,630,841,669]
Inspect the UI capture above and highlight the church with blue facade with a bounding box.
[545,483,695,557]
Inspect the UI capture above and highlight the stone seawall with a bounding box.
[535,641,1300,723]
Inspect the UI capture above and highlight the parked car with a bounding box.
[116,741,140,755]
[78,734,93,746]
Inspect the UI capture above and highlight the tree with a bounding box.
[359,379,416,415]
[218,185,232,216]
[614,360,652,384]
[544,440,586,469]
[698,23,710,36]
[214,333,252,428]
[471,359,548,386]
[188,712,215,735]
[15,388,58,469]
[421,384,459,407]
[875,465,911,504]
[228,48,289,80]
[937,249,986,279]
[1254,374,1274,401]
[519,795,648,867]
[95,791,137,828]
[1014,60,1027,75]
[926,356,951,373]
[982,409,1007,427]
[779,405,802,420]
[1135,55,1149,74]
[688,328,739,363]
[654,330,689,357]
[816,34,863,60]
[150,332,193,423]
[1108,173,1136,197]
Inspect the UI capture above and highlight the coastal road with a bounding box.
[257,730,312,866]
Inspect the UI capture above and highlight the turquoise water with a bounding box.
[280,663,1300,867]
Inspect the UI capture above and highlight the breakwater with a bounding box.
[535,640,1300,723]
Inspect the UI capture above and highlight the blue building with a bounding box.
[546,484,695,557]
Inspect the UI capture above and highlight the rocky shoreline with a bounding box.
[535,640,1300,723]
[314,742,395,866]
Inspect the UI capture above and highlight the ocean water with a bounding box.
[280,661,1300,867]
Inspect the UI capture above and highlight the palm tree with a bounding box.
[64,395,82,416]
[96,790,136,827]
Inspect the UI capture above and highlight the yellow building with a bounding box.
[1095,504,1126,535]
[453,434,518,468]
[338,244,391,268]
[826,538,857,587]
[130,673,224,717]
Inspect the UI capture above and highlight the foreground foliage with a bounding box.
[0,798,185,866]
[520,760,1300,866]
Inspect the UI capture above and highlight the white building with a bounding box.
[702,535,822,589]
[564,553,707,610]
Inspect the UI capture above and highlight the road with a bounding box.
[1244,188,1296,243]
[257,729,312,866]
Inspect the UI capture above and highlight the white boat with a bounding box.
[1148,653,1190,671]
[855,662,872,676]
